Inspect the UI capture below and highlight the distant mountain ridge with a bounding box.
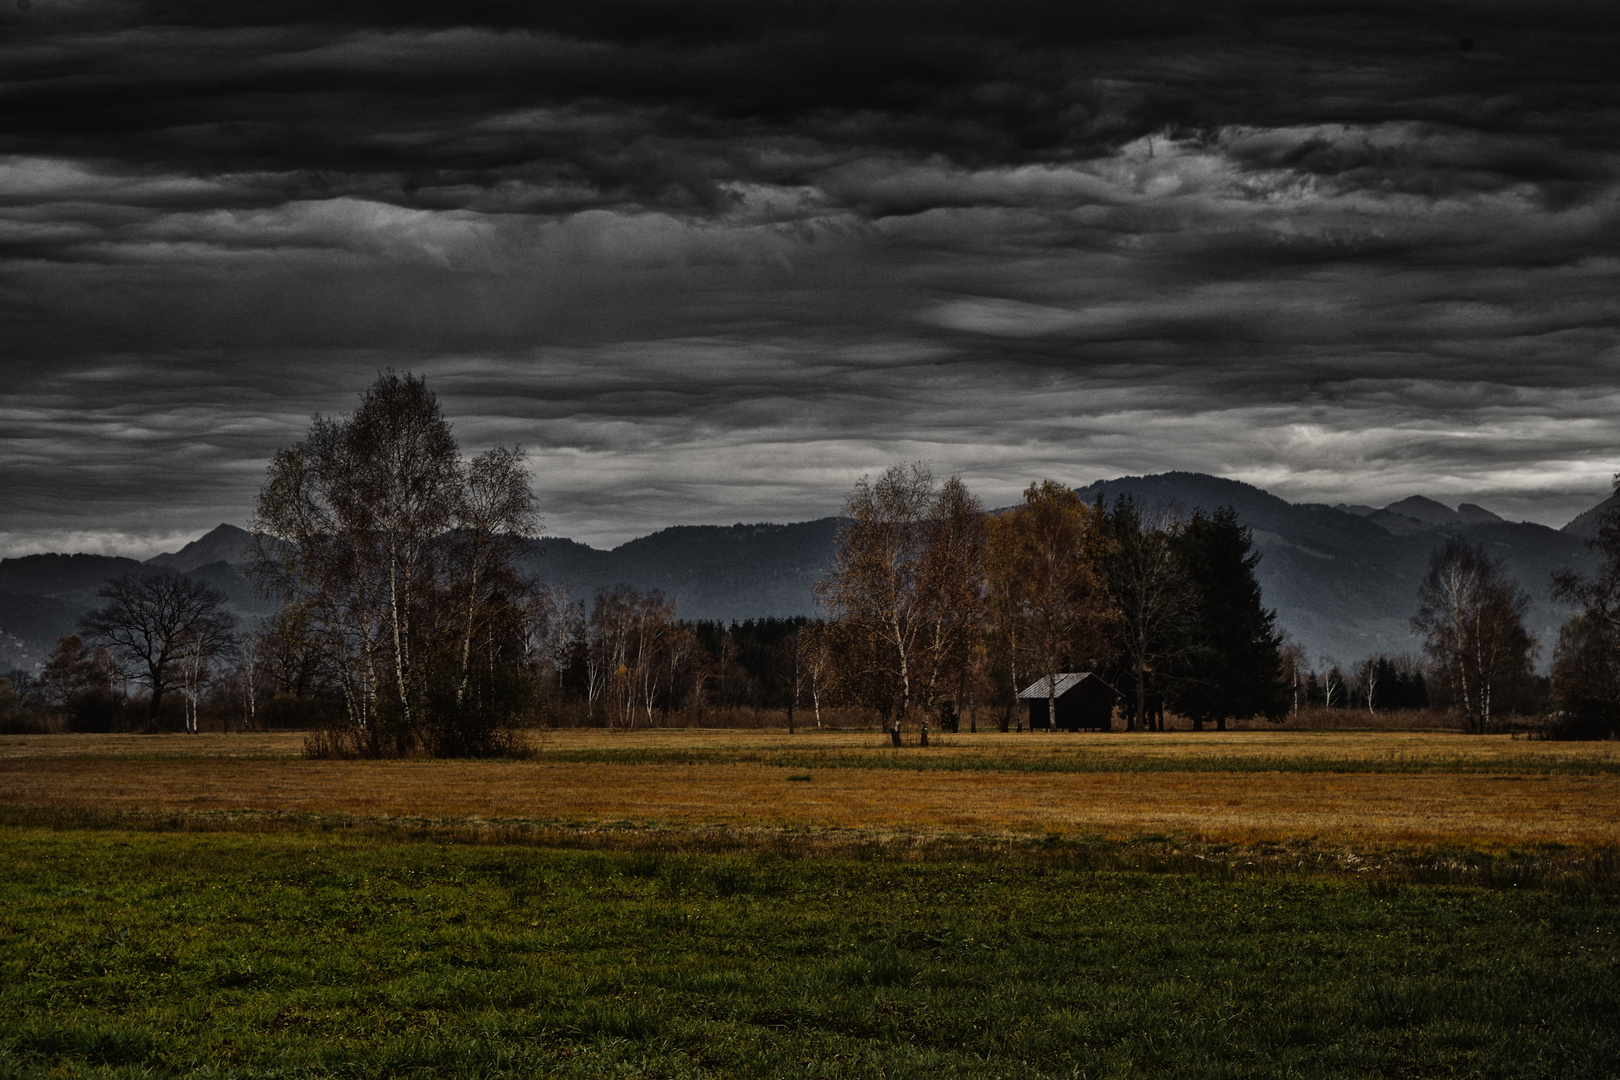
[146,523,255,572]
[0,476,1611,674]
[520,519,842,621]
[1561,493,1620,542]
[1075,473,1601,667]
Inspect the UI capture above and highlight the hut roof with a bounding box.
[1017,673,1109,699]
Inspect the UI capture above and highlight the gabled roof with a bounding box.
[1017,672,1103,699]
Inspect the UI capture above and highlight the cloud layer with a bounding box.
[3,1,1620,554]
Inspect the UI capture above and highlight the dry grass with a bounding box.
[7,726,1617,769]
[3,728,1619,848]
[0,732,305,760]
[4,756,1618,848]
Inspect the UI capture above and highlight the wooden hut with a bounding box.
[1017,673,1119,731]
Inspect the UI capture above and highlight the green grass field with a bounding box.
[3,826,1617,1079]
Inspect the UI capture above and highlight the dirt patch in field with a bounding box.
[3,753,1615,847]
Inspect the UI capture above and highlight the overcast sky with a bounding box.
[3,1,1619,556]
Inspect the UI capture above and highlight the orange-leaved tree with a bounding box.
[986,480,1116,732]
[816,464,985,744]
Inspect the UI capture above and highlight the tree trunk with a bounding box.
[246,655,257,731]
[1132,662,1145,733]
[456,553,483,710]
[386,540,413,730]
[892,610,912,736]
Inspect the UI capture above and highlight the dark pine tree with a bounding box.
[689,617,808,712]
[1371,656,1429,711]
[1167,508,1289,730]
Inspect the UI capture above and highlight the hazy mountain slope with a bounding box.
[524,519,841,621]
[1384,495,1460,527]
[146,524,255,572]
[1075,473,1597,667]
[0,553,149,669]
[0,591,86,660]
[1563,494,1620,542]
[1457,503,1506,525]
[0,550,271,671]
[0,553,147,600]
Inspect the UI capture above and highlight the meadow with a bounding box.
[5,729,1620,849]
[2,728,1618,1078]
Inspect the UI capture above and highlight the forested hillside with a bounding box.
[0,475,1603,673]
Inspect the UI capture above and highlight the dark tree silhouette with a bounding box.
[79,572,236,728]
[1102,495,1196,731]
[1549,613,1620,738]
[39,634,124,732]
[1168,508,1288,731]
[1552,477,1620,737]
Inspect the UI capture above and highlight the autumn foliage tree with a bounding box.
[816,464,986,744]
[986,481,1115,732]
[252,372,539,757]
[39,634,124,731]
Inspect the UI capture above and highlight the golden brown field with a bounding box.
[4,728,1617,848]
[12,726,1616,767]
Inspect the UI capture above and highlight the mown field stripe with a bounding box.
[528,747,1620,775]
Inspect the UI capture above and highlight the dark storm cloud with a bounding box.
[3,1,1620,552]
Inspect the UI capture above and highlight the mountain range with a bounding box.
[0,473,1610,674]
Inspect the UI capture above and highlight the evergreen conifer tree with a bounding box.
[1167,508,1288,730]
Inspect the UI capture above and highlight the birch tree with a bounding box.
[589,586,677,728]
[1317,657,1341,710]
[1277,640,1307,716]
[796,621,833,728]
[252,371,539,755]
[816,464,986,744]
[1412,539,1535,733]
[914,477,987,736]
[175,609,237,733]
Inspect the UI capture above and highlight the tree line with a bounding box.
[0,408,1296,749]
[8,373,1620,746]
[812,465,1293,742]
[1312,502,1620,740]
